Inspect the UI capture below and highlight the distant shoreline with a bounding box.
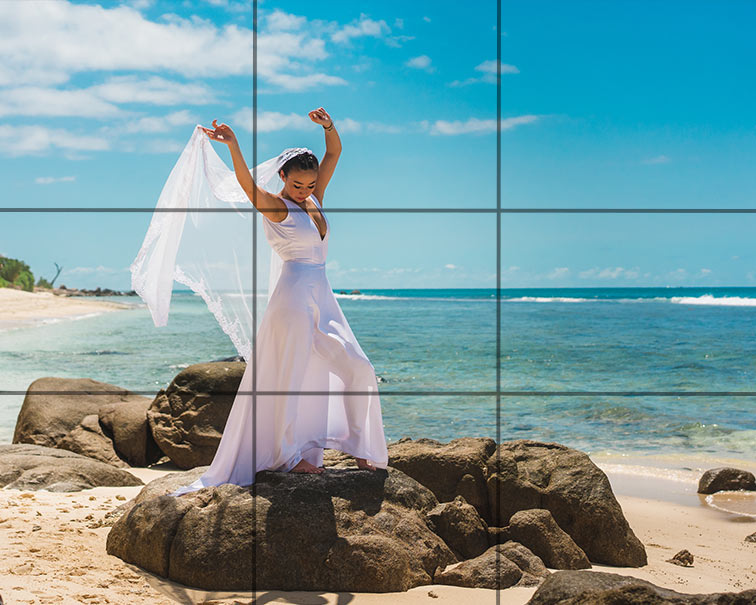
[0,287,135,331]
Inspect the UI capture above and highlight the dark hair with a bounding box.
[280,152,319,177]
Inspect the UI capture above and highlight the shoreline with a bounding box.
[1,463,753,604]
[0,287,136,332]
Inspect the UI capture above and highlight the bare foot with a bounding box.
[289,458,324,474]
[356,457,376,471]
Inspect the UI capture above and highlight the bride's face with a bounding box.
[283,169,318,202]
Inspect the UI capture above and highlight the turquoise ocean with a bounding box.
[1,287,755,474]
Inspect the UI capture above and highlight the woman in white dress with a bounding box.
[156,108,389,496]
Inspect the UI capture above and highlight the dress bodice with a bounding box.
[262,193,329,264]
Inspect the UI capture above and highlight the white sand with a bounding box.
[0,287,134,331]
[1,464,754,605]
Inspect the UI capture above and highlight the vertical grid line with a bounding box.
[496,0,502,601]
[252,0,258,597]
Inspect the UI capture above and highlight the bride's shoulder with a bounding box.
[258,192,289,223]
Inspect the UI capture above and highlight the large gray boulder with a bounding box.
[12,376,157,467]
[487,440,647,567]
[526,569,756,604]
[146,362,245,469]
[106,466,457,592]
[0,444,143,491]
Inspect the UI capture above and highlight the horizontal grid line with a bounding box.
[0,390,754,397]
[1,207,756,213]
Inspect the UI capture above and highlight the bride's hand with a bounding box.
[308,107,333,128]
[200,119,238,145]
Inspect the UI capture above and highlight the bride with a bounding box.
[131,107,389,496]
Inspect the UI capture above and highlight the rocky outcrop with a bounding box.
[434,541,550,589]
[0,444,143,491]
[387,436,496,522]
[107,466,456,592]
[697,467,756,494]
[146,362,246,469]
[508,508,591,570]
[487,440,647,567]
[526,569,756,604]
[12,376,158,467]
[99,398,162,467]
[426,495,489,560]
[57,413,129,468]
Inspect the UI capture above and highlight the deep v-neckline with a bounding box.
[281,195,328,241]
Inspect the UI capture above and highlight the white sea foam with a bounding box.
[669,295,756,307]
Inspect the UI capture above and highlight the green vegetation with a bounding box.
[0,255,57,292]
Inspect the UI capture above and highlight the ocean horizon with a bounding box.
[2,285,754,475]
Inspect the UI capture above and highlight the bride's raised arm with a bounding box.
[200,119,285,219]
[308,108,341,206]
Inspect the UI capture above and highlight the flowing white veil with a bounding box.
[129,124,312,362]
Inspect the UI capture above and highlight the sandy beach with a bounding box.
[0,288,134,331]
[1,460,754,605]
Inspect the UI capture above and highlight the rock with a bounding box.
[667,549,694,567]
[426,495,489,560]
[0,444,143,491]
[497,540,552,587]
[107,466,456,592]
[99,397,162,467]
[487,440,647,567]
[697,467,756,494]
[57,414,128,468]
[487,525,512,546]
[12,376,154,467]
[388,437,496,522]
[508,508,591,570]
[434,541,550,589]
[146,362,246,469]
[526,569,756,604]
[745,532,756,543]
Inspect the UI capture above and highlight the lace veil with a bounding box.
[129,124,313,362]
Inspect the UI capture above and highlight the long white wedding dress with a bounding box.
[169,192,389,496]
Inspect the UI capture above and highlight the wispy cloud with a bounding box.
[450,60,519,87]
[0,124,109,157]
[35,176,76,185]
[426,115,539,135]
[405,55,435,73]
[578,266,640,280]
[331,13,391,44]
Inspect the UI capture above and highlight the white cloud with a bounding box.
[115,110,200,135]
[331,13,391,44]
[445,264,458,270]
[423,16,431,23]
[0,86,124,119]
[406,55,435,73]
[449,59,519,86]
[0,124,109,157]
[547,267,570,279]
[35,176,76,185]
[578,266,640,280]
[231,109,313,133]
[698,268,712,277]
[90,75,217,106]
[428,115,538,135]
[266,8,306,32]
[0,2,335,92]
[642,155,671,165]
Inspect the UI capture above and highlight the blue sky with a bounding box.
[1,0,754,289]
